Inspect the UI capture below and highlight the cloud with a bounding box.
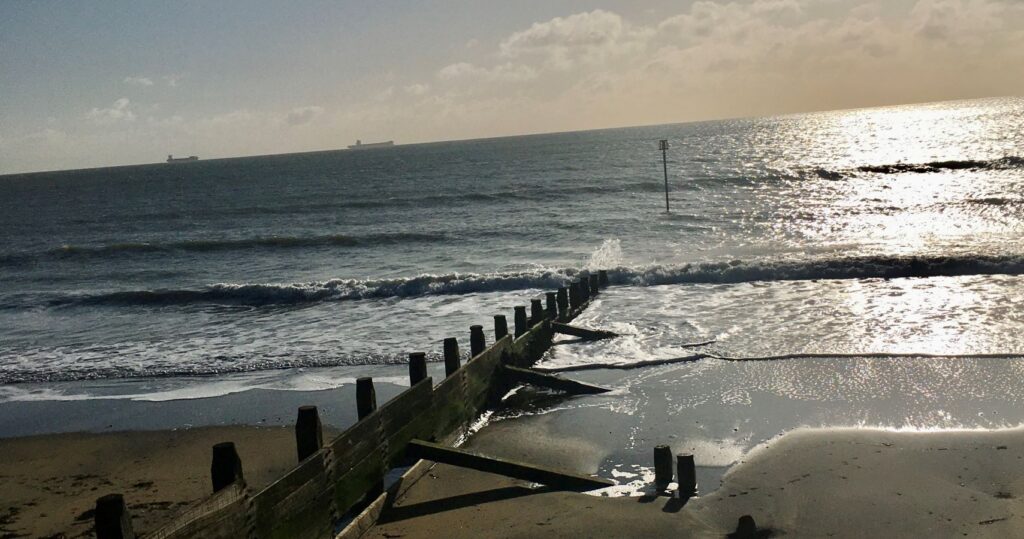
[285,105,325,126]
[437,62,537,82]
[123,76,154,86]
[86,98,136,124]
[404,83,431,96]
[163,74,182,87]
[498,9,651,69]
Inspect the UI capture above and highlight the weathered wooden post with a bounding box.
[211,442,243,492]
[676,453,696,497]
[530,299,544,326]
[494,315,509,340]
[545,292,557,319]
[94,494,135,539]
[580,276,591,302]
[653,445,673,492]
[589,274,600,295]
[409,352,428,385]
[557,286,569,318]
[356,377,377,420]
[470,325,486,356]
[598,269,609,288]
[568,281,581,311]
[443,337,461,377]
[295,405,323,462]
[514,306,528,338]
[357,376,384,497]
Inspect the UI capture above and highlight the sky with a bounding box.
[2,0,1023,174]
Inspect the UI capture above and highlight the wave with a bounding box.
[42,253,1024,308]
[622,254,1024,287]
[856,156,1024,175]
[50,269,585,307]
[46,232,448,258]
[535,352,1024,373]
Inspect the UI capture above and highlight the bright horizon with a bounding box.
[3,0,1023,175]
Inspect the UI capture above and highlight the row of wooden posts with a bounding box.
[93,270,612,539]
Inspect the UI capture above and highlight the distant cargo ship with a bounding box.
[347,139,394,150]
[166,155,199,163]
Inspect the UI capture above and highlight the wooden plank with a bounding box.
[144,482,250,539]
[429,370,470,439]
[506,320,552,368]
[377,378,433,441]
[501,365,610,394]
[332,451,387,518]
[406,440,613,491]
[251,452,334,539]
[335,491,387,539]
[551,322,617,341]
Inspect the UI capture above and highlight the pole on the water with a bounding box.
[659,139,670,212]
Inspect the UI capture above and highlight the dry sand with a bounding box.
[0,425,336,538]
[368,427,1024,538]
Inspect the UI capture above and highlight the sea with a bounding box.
[3,96,1024,491]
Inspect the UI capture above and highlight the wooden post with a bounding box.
[94,494,135,539]
[580,277,591,302]
[568,281,580,311]
[557,287,569,318]
[654,445,673,491]
[409,352,428,385]
[589,274,600,295]
[295,405,323,462]
[211,442,243,492]
[598,269,609,288]
[545,292,557,319]
[530,299,544,326]
[356,377,377,420]
[357,376,383,498]
[470,325,486,357]
[494,315,509,340]
[514,306,528,338]
[676,453,697,497]
[443,337,461,377]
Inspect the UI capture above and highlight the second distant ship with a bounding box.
[348,139,394,150]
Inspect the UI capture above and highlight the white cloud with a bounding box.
[404,83,431,96]
[285,105,325,126]
[498,9,651,69]
[123,76,154,86]
[437,62,537,82]
[86,98,136,124]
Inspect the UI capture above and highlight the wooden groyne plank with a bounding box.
[406,439,614,492]
[551,322,617,341]
[501,365,610,394]
[145,482,250,539]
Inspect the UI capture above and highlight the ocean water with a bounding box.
[3,97,1024,485]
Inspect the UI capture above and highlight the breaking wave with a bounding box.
[42,253,1024,308]
[855,156,1024,175]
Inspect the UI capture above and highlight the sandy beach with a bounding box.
[367,426,1024,538]
[0,425,339,538]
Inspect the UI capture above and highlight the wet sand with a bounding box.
[368,426,1024,538]
[0,426,337,538]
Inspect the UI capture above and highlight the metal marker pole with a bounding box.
[659,139,670,212]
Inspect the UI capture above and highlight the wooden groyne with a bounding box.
[94,270,613,539]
